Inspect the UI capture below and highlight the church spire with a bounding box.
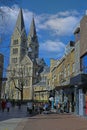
[14,8,25,33]
[29,16,37,37]
[27,16,39,60]
[11,8,27,64]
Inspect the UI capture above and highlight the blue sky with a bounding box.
[0,0,87,76]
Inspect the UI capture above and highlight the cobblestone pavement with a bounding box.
[1,106,87,130]
[16,113,87,130]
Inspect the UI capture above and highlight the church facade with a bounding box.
[6,9,46,101]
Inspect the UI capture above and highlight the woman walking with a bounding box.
[6,100,11,112]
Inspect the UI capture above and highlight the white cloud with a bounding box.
[57,10,80,17]
[37,11,81,36]
[0,6,33,35]
[0,6,81,37]
[0,6,19,35]
[40,40,65,58]
[0,6,82,60]
[46,16,79,36]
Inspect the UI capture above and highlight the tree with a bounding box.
[7,62,34,102]
[8,67,25,101]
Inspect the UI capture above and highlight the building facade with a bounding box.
[53,41,75,112]
[70,14,87,116]
[48,14,87,115]
[33,66,50,102]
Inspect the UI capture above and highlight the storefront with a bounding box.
[70,74,87,116]
[54,85,75,113]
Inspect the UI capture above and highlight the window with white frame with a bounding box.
[64,67,66,78]
[72,63,75,73]
[67,64,70,76]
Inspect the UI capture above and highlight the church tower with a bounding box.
[6,9,46,101]
[10,9,27,65]
[27,17,39,61]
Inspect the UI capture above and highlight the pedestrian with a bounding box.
[18,100,21,109]
[27,101,33,114]
[6,100,11,112]
[34,103,38,113]
[1,99,6,112]
[40,103,44,114]
[12,99,15,107]
[57,103,61,113]
[0,101,1,110]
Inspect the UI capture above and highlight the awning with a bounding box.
[54,84,72,91]
[54,84,74,95]
[70,74,87,86]
[34,90,48,93]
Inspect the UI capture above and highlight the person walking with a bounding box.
[1,99,6,112]
[57,103,61,113]
[6,100,11,112]
[18,100,21,110]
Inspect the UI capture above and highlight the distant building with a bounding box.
[0,53,4,100]
[33,66,50,102]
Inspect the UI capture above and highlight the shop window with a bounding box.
[81,54,87,73]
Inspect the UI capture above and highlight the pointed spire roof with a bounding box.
[15,8,25,33]
[29,17,37,37]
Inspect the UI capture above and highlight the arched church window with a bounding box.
[13,39,18,45]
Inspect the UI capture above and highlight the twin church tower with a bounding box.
[10,9,39,65]
[6,9,46,100]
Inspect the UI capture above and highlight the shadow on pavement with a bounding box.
[0,105,30,122]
